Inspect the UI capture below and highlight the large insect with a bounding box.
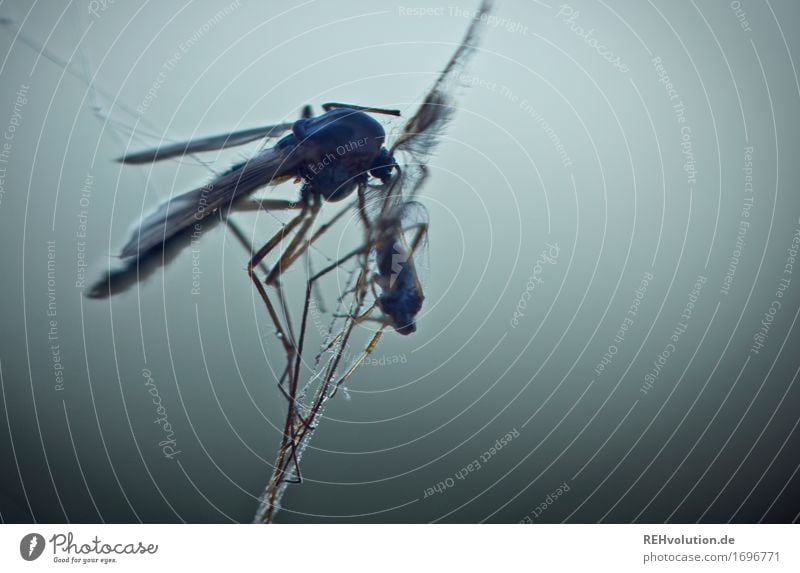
[86,0,491,301]
[86,0,492,401]
[4,0,494,523]
[248,0,495,518]
[142,1,489,523]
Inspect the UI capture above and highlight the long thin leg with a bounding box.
[260,185,370,284]
[216,197,305,277]
[280,183,373,277]
[247,204,311,415]
[248,212,311,504]
[324,300,380,353]
[272,199,357,278]
[283,246,371,486]
[248,276,304,492]
[253,106,323,499]
[265,197,322,285]
[248,207,308,327]
[256,197,369,508]
[262,251,371,520]
[300,266,371,428]
[224,218,270,275]
[356,182,374,237]
[259,197,365,393]
[293,245,372,393]
[260,264,373,524]
[305,252,327,314]
[228,197,307,384]
[330,328,385,398]
[260,202,423,521]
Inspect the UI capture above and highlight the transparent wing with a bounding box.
[398,200,430,272]
[392,200,430,293]
[117,122,295,164]
[387,0,493,194]
[119,146,301,258]
[86,212,224,299]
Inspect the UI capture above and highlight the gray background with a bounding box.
[0,0,798,523]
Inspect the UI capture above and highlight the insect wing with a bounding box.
[119,145,301,258]
[387,0,493,199]
[397,201,430,289]
[118,122,295,164]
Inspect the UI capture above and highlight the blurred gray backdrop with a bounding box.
[0,0,798,523]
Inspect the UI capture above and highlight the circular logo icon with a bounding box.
[19,533,45,561]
